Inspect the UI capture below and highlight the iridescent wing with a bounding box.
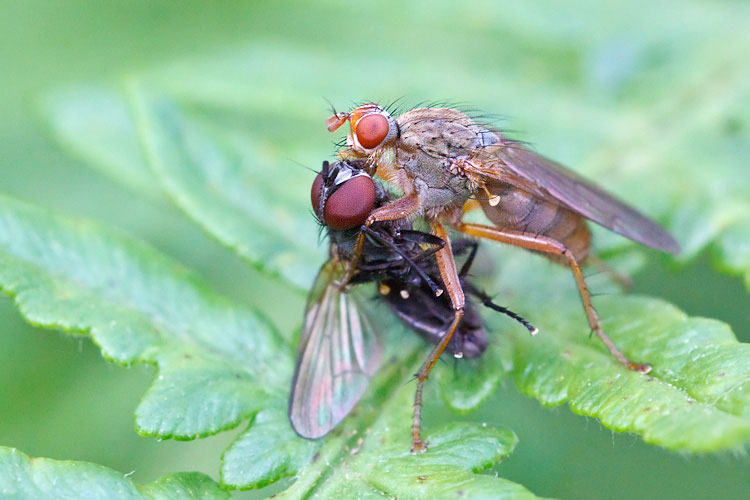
[471,138,680,254]
[289,259,382,438]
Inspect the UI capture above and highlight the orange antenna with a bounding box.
[326,113,349,132]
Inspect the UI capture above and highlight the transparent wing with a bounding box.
[289,259,382,439]
[472,139,680,254]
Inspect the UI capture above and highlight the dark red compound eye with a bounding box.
[323,176,376,230]
[311,173,324,213]
[355,113,389,149]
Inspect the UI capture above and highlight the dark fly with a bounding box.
[289,159,535,439]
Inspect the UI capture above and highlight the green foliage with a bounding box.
[43,86,158,199]
[0,194,289,440]
[0,447,229,500]
[2,0,750,498]
[512,298,750,451]
[131,86,325,291]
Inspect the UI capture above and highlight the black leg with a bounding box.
[360,225,444,296]
[467,285,538,335]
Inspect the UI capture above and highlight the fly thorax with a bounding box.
[400,148,473,208]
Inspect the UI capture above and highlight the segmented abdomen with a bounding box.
[479,181,590,262]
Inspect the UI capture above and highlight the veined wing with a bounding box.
[472,139,680,254]
[289,259,382,439]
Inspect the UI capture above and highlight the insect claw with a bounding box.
[630,362,652,374]
[529,327,539,336]
[411,440,428,454]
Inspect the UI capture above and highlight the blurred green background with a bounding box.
[1,1,748,499]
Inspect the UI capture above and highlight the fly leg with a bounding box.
[457,223,650,374]
[339,193,422,289]
[359,225,443,295]
[412,221,465,453]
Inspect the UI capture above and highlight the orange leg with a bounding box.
[339,193,422,290]
[338,193,467,451]
[458,223,650,374]
[411,221,465,453]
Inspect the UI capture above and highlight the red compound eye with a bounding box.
[311,173,324,213]
[324,176,376,230]
[355,113,389,149]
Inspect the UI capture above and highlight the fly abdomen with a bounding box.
[480,181,590,262]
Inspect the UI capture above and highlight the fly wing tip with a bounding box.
[661,235,681,255]
[645,237,680,255]
[639,225,680,255]
[289,415,329,440]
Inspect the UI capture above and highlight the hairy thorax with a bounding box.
[380,108,496,222]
